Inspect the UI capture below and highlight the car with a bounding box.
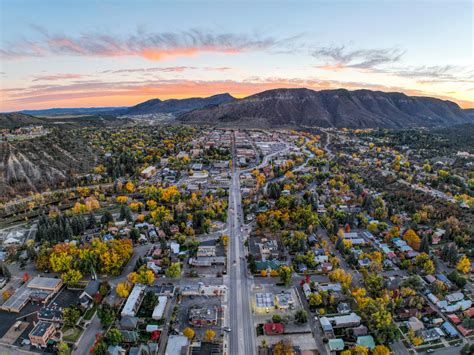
[426,349,434,353]
[223,327,231,332]
[265,307,270,313]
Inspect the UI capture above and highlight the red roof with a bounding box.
[263,323,284,335]
[464,308,474,317]
[457,326,473,336]
[447,314,461,324]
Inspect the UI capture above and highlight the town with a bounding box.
[0,125,472,355]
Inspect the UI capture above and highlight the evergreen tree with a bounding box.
[419,236,430,254]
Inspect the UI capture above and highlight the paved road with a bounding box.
[227,131,257,355]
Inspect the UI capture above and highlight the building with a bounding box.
[121,284,146,317]
[196,246,216,257]
[152,296,167,320]
[165,335,189,355]
[29,321,56,348]
[79,280,100,308]
[189,306,218,327]
[27,276,63,293]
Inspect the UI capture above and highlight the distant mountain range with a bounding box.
[5,89,473,129]
[179,88,473,129]
[115,93,235,116]
[20,107,126,116]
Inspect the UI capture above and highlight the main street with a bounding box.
[226,131,257,355]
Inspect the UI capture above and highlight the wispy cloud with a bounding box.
[1,27,291,61]
[385,65,474,84]
[312,45,405,70]
[101,66,232,74]
[31,73,84,82]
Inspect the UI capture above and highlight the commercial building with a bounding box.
[152,296,168,320]
[29,321,56,348]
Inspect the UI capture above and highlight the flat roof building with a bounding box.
[29,321,56,348]
[121,284,146,317]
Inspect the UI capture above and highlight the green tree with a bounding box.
[278,265,292,286]
[165,262,181,278]
[63,306,81,327]
[98,303,116,327]
[106,328,123,345]
[295,310,308,323]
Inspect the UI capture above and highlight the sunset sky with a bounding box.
[1,0,473,112]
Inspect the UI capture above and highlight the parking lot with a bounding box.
[176,295,224,340]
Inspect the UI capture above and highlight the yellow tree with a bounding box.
[116,282,132,298]
[403,229,421,250]
[125,181,135,193]
[116,196,128,204]
[329,268,352,291]
[457,255,471,274]
[372,345,390,355]
[183,327,195,340]
[204,329,216,341]
[61,269,83,287]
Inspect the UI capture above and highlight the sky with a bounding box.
[0,0,473,111]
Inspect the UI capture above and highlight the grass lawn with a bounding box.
[83,306,97,321]
[62,326,83,343]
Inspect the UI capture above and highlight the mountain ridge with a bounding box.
[178,88,472,129]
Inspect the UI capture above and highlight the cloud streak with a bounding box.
[313,45,405,70]
[1,27,290,61]
[31,73,84,82]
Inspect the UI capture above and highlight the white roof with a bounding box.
[121,284,146,317]
[152,296,167,320]
[165,335,188,355]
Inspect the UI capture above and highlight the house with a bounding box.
[323,313,361,328]
[351,325,368,337]
[407,317,424,331]
[29,321,56,348]
[356,335,375,350]
[328,338,345,352]
[79,280,100,308]
[120,316,139,330]
[337,303,351,315]
[121,284,146,317]
[263,323,284,335]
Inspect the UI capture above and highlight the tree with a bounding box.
[457,255,471,274]
[295,310,308,323]
[308,293,322,309]
[329,268,352,291]
[120,205,133,222]
[106,328,123,345]
[183,327,195,340]
[165,262,181,278]
[92,340,107,355]
[273,339,294,355]
[419,235,430,254]
[129,228,140,242]
[63,306,81,327]
[128,267,155,285]
[61,269,83,287]
[57,341,70,355]
[116,282,132,298]
[403,229,421,250]
[279,265,292,286]
[272,314,283,323]
[97,303,116,327]
[204,329,216,341]
[141,291,158,313]
[101,211,114,225]
[372,345,390,355]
